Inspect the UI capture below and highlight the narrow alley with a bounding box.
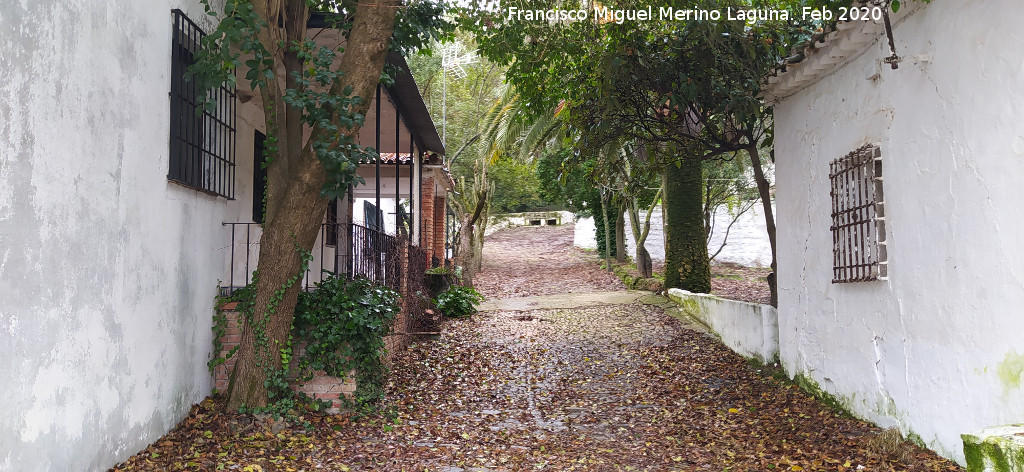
[113,225,961,471]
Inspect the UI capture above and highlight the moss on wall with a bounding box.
[792,373,856,419]
[997,351,1024,393]
[608,262,663,291]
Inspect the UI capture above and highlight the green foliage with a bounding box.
[295,276,400,405]
[424,266,452,275]
[434,286,484,319]
[489,156,551,213]
[536,149,599,217]
[190,0,455,202]
[210,273,401,413]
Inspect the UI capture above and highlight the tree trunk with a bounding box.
[226,0,399,411]
[627,189,660,279]
[746,144,777,307]
[455,213,477,287]
[615,203,626,264]
[626,205,651,278]
[662,155,711,293]
[601,189,612,273]
[472,192,489,274]
[451,165,490,287]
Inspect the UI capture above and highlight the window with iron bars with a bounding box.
[169,9,236,199]
[829,144,887,283]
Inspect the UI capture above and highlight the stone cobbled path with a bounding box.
[112,225,961,471]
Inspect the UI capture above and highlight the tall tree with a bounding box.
[193,0,450,410]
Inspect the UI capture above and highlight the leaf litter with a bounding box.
[111,225,961,471]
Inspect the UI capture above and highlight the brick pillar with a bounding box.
[212,307,242,392]
[433,195,446,262]
[420,177,435,263]
[389,236,411,354]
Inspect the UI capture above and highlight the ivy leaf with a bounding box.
[891,0,901,12]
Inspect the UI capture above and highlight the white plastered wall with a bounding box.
[774,0,1024,463]
[0,1,238,470]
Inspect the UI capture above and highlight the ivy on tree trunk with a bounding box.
[615,203,626,264]
[662,155,710,293]
[224,0,402,411]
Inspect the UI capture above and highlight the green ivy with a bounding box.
[434,286,484,319]
[208,283,255,372]
[212,273,401,415]
[295,275,400,405]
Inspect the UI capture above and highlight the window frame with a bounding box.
[829,144,887,283]
[168,9,236,199]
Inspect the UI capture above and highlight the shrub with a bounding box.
[294,275,401,404]
[434,285,484,318]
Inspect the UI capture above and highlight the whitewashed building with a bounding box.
[766,0,1024,465]
[0,1,448,470]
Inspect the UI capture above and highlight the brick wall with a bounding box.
[212,308,356,413]
[432,195,446,260]
[420,177,435,262]
[212,305,241,392]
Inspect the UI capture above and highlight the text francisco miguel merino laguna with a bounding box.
[507,6,839,25]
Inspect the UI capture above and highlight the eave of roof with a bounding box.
[383,51,446,156]
[307,12,445,156]
[763,1,924,103]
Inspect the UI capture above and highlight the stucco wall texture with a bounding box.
[0,1,230,469]
[774,0,1024,464]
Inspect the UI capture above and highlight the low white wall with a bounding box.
[488,211,575,236]
[667,288,779,364]
[574,204,774,267]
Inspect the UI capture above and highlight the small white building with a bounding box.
[0,2,448,470]
[766,0,1024,464]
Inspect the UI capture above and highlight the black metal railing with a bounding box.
[221,221,446,337]
[341,223,400,290]
[405,244,441,333]
[169,9,236,199]
[221,222,402,294]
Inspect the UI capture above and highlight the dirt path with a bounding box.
[112,225,961,471]
[474,225,624,299]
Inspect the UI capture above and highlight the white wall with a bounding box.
[774,0,1024,463]
[0,1,233,470]
[574,204,774,267]
[667,289,779,364]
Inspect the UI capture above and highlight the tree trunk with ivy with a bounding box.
[662,154,711,293]
[600,188,613,273]
[225,0,400,411]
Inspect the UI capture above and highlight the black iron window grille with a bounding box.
[829,144,887,283]
[169,9,236,199]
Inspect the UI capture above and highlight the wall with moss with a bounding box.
[667,289,778,364]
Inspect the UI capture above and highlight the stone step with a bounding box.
[962,424,1024,472]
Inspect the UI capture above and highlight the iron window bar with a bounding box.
[169,9,236,199]
[829,144,887,283]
